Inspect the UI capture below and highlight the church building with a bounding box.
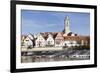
[63,16,90,47]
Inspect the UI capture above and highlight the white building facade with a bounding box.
[55,33,64,47]
[22,36,33,48]
[35,34,46,47]
[46,34,55,47]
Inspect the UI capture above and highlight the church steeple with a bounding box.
[64,16,70,34]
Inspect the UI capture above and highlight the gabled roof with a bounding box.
[40,32,58,39]
[55,32,64,40]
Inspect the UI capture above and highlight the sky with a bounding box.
[21,10,90,36]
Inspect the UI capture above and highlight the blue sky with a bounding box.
[21,10,90,35]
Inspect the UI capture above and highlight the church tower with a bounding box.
[64,16,70,34]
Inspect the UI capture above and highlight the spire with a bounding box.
[64,16,70,34]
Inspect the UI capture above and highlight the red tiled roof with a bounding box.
[22,32,89,41]
[64,36,90,41]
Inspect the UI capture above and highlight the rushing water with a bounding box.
[21,49,90,63]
